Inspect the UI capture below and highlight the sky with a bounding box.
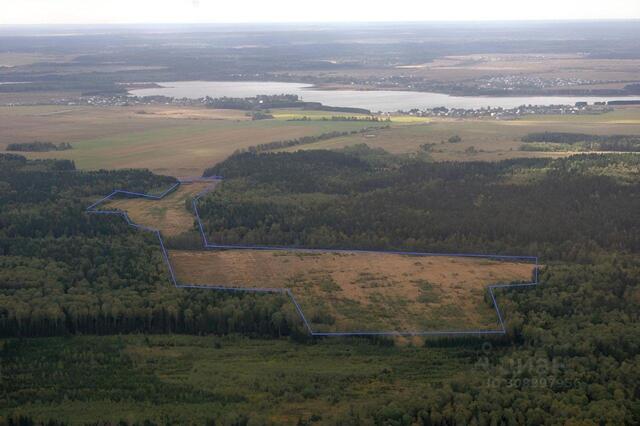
[2,0,640,25]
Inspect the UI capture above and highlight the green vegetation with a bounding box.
[521,132,640,152]
[0,104,405,178]
[2,149,640,424]
[204,94,370,114]
[249,111,275,120]
[202,148,640,260]
[233,126,388,155]
[284,109,640,162]
[271,109,423,123]
[3,22,640,424]
[287,115,390,122]
[0,154,305,339]
[206,94,303,110]
[2,255,639,424]
[6,141,72,152]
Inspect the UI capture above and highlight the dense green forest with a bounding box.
[6,142,72,152]
[1,150,639,424]
[0,154,305,339]
[202,148,640,260]
[2,256,639,424]
[233,127,388,155]
[521,132,640,152]
[203,95,371,114]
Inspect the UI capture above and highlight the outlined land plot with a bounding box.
[168,249,534,333]
[87,178,540,337]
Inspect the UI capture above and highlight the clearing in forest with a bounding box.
[91,179,536,335]
[169,249,533,333]
[105,180,217,237]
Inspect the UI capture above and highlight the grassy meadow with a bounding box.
[0,105,379,176]
[286,107,640,161]
[5,105,639,173]
[169,250,533,333]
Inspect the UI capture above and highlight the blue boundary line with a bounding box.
[87,177,540,337]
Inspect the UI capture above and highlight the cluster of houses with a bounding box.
[398,103,612,119]
[474,75,600,92]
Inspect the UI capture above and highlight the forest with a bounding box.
[5,142,72,152]
[1,150,639,424]
[232,127,388,155]
[203,95,371,114]
[521,132,640,152]
[0,154,306,339]
[201,147,640,260]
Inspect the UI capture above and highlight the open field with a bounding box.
[0,90,85,105]
[0,52,76,67]
[4,104,639,172]
[406,54,640,85]
[105,180,217,237]
[287,107,640,161]
[169,249,533,332]
[292,54,640,93]
[0,105,377,176]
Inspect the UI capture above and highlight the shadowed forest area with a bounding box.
[202,147,640,260]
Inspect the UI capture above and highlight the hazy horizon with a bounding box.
[3,0,640,25]
[3,18,640,27]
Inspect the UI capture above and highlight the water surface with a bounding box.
[130,81,637,112]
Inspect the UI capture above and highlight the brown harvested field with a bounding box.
[105,180,217,236]
[169,249,533,332]
[0,105,375,176]
[288,107,640,161]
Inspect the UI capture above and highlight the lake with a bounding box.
[129,81,636,112]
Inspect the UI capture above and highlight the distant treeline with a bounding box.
[522,132,640,152]
[205,94,300,110]
[204,94,371,114]
[621,83,640,94]
[224,126,388,157]
[0,81,127,96]
[288,115,390,122]
[247,111,274,120]
[608,99,640,105]
[6,141,72,152]
[306,104,372,114]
